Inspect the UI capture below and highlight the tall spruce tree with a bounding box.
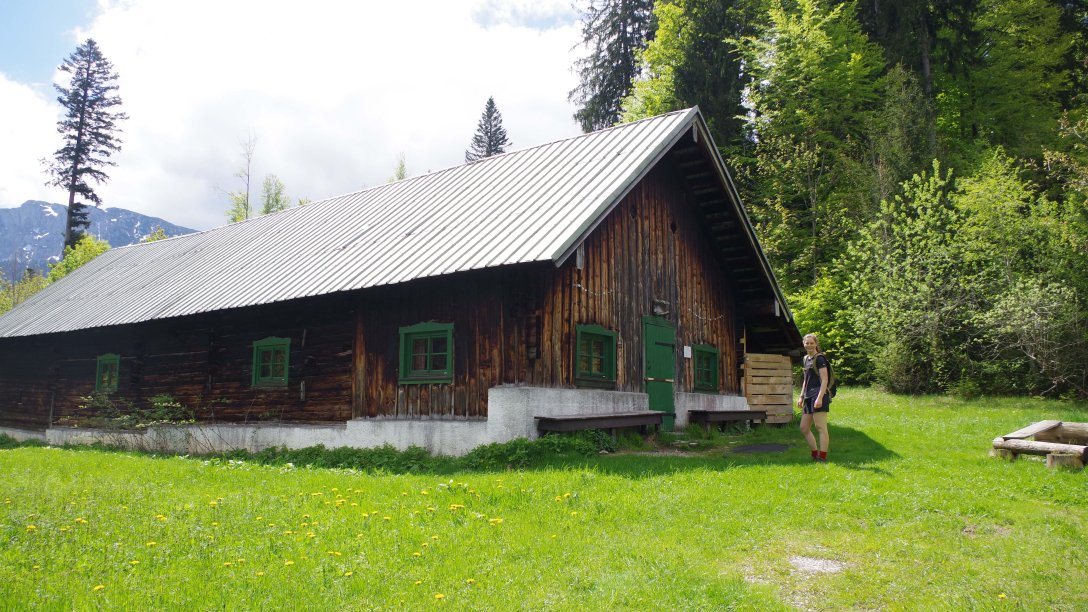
[46,39,128,253]
[569,0,655,132]
[465,97,511,162]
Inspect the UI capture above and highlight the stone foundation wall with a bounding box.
[13,386,745,457]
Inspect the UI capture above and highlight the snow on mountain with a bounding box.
[1,200,195,277]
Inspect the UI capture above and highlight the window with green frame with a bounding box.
[693,344,719,392]
[252,337,290,387]
[575,324,617,387]
[399,322,453,384]
[95,353,120,392]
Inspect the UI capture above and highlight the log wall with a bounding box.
[0,293,355,427]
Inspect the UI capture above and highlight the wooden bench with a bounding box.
[535,411,664,434]
[688,409,768,431]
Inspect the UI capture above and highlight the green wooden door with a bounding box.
[643,317,676,431]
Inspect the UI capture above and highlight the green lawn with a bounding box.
[2,388,1085,610]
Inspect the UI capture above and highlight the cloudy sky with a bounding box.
[0,0,587,231]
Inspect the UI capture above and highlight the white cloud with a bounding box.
[2,0,584,230]
[0,75,60,207]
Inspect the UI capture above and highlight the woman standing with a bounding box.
[797,333,830,462]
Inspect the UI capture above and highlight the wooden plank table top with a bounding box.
[1001,420,1062,440]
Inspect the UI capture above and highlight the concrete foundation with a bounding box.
[673,392,749,428]
[8,386,748,457]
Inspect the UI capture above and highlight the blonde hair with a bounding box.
[803,333,821,352]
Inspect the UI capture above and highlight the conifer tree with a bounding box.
[46,39,128,254]
[465,97,511,162]
[569,0,655,132]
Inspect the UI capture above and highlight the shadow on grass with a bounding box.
[552,423,899,478]
[0,422,899,479]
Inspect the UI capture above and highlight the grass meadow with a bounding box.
[1,388,1086,610]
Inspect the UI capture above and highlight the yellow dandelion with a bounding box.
[426,507,435,512]
[383,516,391,521]
[351,502,358,507]
[209,501,218,507]
[435,593,445,600]
[564,492,572,498]
[414,580,423,585]
[146,541,157,547]
[431,535,439,541]
[155,514,168,522]
[344,571,353,577]
[488,518,504,525]
[284,560,295,566]
[311,492,323,496]
[212,522,219,527]
[59,526,70,532]
[555,496,562,502]
[256,571,265,577]
[466,579,477,585]
[422,543,429,548]
[93,585,105,592]
[570,511,578,516]
[999,593,1007,600]
[328,551,342,556]
[25,525,36,532]
[402,492,409,496]
[223,562,233,567]
[413,552,422,557]
[303,514,310,518]
[307,532,316,538]
[33,565,40,570]
[283,530,295,535]
[75,517,88,524]
[420,490,429,496]
[129,560,139,566]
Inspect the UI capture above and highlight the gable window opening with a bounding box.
[399,322,454,384]
[252,337,290,387]
[95,353,120,392]
[575,324,617,388]
[693,344,720,392]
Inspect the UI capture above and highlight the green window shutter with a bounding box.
[252,337,290,387]
[693,345,720,392]
[399,322,454,384]
[95,353,120,392]
[575,324,617,388]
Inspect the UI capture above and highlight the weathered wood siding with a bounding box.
[352,267,539,419]
[539,163,739,394]
[0,293,355,427]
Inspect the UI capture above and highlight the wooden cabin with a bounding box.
[0,108,801,455]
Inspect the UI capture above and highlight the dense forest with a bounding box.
[573,0,1088,398]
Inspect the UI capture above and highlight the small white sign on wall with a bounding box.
[683,345,692,359]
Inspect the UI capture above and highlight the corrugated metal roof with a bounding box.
[0,108,705,338]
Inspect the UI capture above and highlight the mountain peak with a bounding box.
[1,201,195,276]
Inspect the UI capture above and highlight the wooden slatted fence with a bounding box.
[743,353,793,424]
